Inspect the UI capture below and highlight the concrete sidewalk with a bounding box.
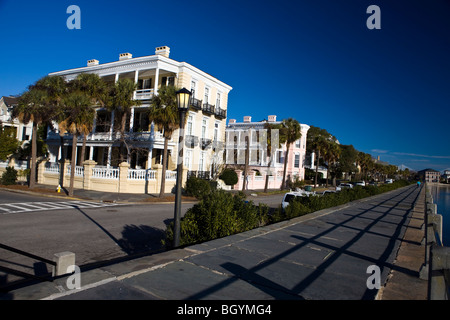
[1,185,427,300]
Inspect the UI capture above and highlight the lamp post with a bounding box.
[173,87,192,248]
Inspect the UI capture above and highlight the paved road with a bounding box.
[2,184,423,300]
[0,189,194,288]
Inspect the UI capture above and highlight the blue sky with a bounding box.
[1,0,449,171]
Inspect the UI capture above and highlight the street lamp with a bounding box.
[173,87,192,248]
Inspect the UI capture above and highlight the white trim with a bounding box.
[49,54,232,92]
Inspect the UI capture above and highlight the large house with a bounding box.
[46,46,232,180]
[225,115,310,189]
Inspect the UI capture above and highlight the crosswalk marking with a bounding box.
[0,200,119,215]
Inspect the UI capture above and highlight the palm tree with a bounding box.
[307,126,334,187]
[14,85,52,189]
[35,75,69,188]
[72,73,109,163]
[108,78,140,163]
[279,118,301,190]
[60,91,92,196]
[325,141,341,187]
[263,122,282,193]
[148,85,181,197]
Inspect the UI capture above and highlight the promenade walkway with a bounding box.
[1,184,427,300]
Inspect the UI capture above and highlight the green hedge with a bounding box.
[164,190,269,248]
[270,180,412,223]
[164,180,412,248]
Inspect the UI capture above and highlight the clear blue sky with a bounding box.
[1,0,449,171]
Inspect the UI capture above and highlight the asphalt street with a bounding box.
[2,184,425,301]
[0,189,195,288]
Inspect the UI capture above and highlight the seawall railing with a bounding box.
[423,183,450,300]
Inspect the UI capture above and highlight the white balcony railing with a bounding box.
[135,89,154,100]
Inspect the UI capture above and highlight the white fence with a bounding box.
[128,169,157,180]
[92,167,119,179]
[67,165,84,177]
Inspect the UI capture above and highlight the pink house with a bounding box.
[225,115,310,190]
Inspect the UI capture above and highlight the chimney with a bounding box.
[155,46,170,58]
[243,116,252,123]
[268,115,277,122]
[229,119,236,125]
[87,59,99,66]
[119,53,133,60]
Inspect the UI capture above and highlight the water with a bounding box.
[429,184,450,246]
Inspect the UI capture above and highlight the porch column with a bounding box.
[154,67,160,95]
[92,110,97,134]
[107,146,112,168]
[129,107,135,133]
[133,70,139,99]
[109,110,115,140]
[89,146,94,161]
[147,146,153,169]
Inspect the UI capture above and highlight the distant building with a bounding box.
[225,115,310,189]
[0,96,33,143]
[418,168,441,183]
[442,169,450,183]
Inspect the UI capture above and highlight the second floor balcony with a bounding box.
[134,88,154,100]
[46,130,165,144]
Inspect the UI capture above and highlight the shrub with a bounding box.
[165,179,413,248]
[219,168,238,186]
[185,175,211,199]
[164,190,269,247]
[1,167,18,185]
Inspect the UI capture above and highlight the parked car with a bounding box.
[319,190,337,196]
[385,179,393,184]
[336,183,353,191]
[354,181,366,187]
[281,190,314,210]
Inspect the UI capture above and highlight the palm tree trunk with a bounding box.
[159,137,169,197]
[314,149,320,187]
[69,133,77,197]
[80,134,87,166]
[326,165,330,188]
[281,145,290,190]
[59,135,65,188]
[263,159,272,193]
[29,122,38,189]
[242,136,249,192]
[120,112,127,163]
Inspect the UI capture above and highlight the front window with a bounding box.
[214,122,219,141]
[201,118,207,139]
[204,87,209,104]
[199,152,205,171]
[187,114,194,136]
[216,92,221,108]
[294,153,300,168]
[191,81,196,98]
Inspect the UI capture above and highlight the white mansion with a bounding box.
[45,46,232,184]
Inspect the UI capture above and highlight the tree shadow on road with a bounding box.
[118,224,166,255]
